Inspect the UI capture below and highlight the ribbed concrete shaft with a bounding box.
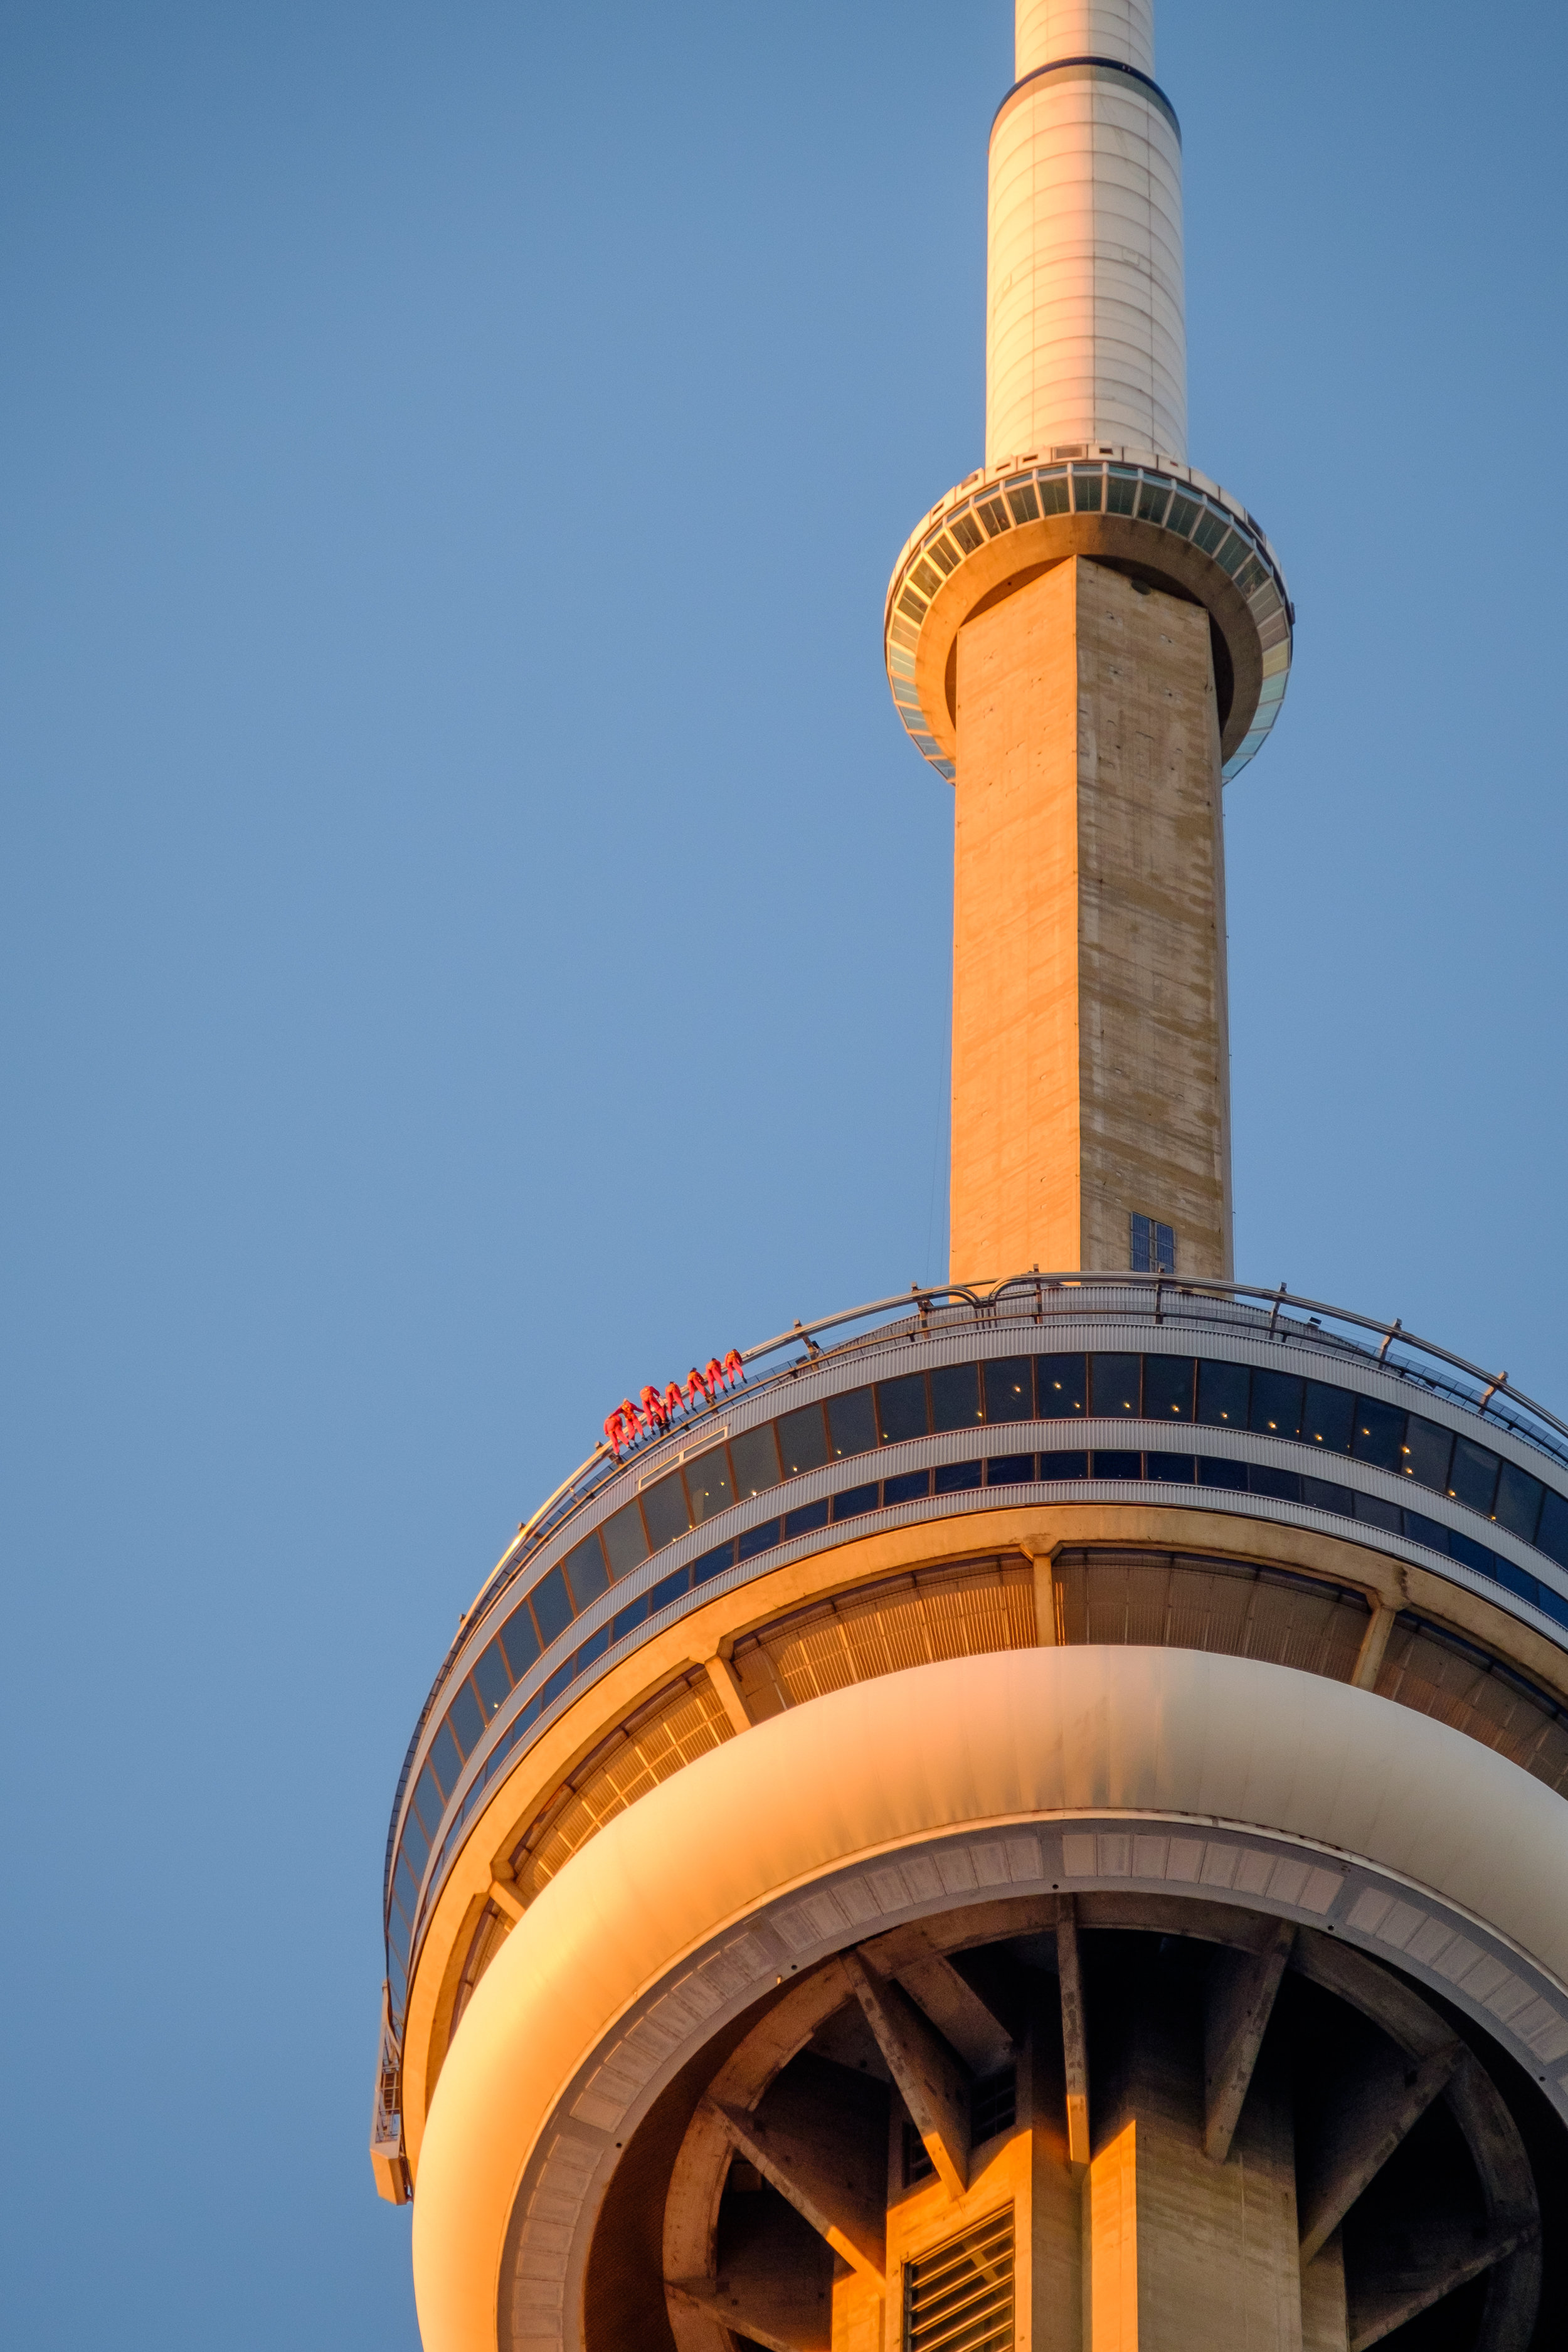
[1016,0,1155,75]
[987,0,1184,466]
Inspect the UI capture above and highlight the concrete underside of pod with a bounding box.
[408,1648,1568,2352]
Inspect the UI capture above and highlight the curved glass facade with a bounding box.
[383,1333,1568,2025]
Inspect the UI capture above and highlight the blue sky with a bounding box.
[3,3,1565,2344]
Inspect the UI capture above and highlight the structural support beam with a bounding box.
[1056,1899,1090,2166]
[669,2276,827,2352]
[1298,2041,1461,2265]
[1023,1540,1057,1645]
[703,1651,755,1735]
[487,1875,526,1926]
[1351,1603,1398,1692]
[896,1951,1015,2079]
[844,1951,970,2198]
[708,2097,885,2284]
[1203,1920,1295,2163]
[1347,2225,1533,2352]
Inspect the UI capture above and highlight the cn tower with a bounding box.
[374,8,1568,2351]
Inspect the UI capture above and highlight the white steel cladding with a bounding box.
[1015,0,1155,77]
[985,70,1185,468]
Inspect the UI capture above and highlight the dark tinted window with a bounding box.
[1197,1360,1249,1426]
[1352,1399,1406,1474]
[531,1565,575,1646]
[563,1532,609,1606]
[1089,1354,1140,1416]
[1404,1510,1450,1554]
[1303,1476,1356,1516]
[499,1604,541,1683]
[1248,1463,1300,1503]
[1094,1449,1140,1480]
[730,1422,782,1496]
[1036,1355,1086,1417]
[1449,1437,1500,1515]
[429,1720,464,1800]
[984,1359,1034,1422]
[601,1500,650,1579]
[832,1483,879,1520]
[777,1403,830,1476]
[935,1459,983,1491]
[1146,1452,1195,1483]
[1355,1491,1402,1534]
[1401,1416,1452,1492]
[394,1851,420,1920]
[400,1809,430,1880]
[931,1364,982,1430]
[828,1389,879,1459]
[641,1470,692,1547]
[448,1680,484,1760]
[685,1444,734,1523]
[884,1470,930,1505]
[472,1640,512,1722]
[1249,1371,1302,1439]
[1536,1489,1568,1571]
[877,1373,930,1443]
[1494,1461,1545,1543]
[649,1565,690,1613]
[411,1763,445,1840]
[1301,1382,1353,1453]
[611,1593,650,1641]
[1449,1528,1494,1577]
[1143,1355,1194,1420]
[1040,1449,1089,1478]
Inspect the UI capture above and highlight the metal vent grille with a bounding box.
[904,2207,1015,2352]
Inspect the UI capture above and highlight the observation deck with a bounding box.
[374,1276,1568,2206]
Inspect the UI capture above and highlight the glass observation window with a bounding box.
[1197,1359,1248,1426]
[1037,1354,1086,1416]
[984,1359,1034,1422]
[1143,1355,1195,1419]
[640,1469,693,1549]
[877,1372,931,1443]
[730,1421,782,1498]
[828,1388,879,1461]
[931,1364,983,1430]
[1250,1370,1302,1439]
[1090,1354,1142,1416]
[777,1403,830,1476]
[1303,1382,1354,1452]
[563,1532,609,1606]
[529,1565,576,1646]
[686,1445,735,1522]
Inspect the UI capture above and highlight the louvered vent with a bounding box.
[904,2206,1015,2352]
